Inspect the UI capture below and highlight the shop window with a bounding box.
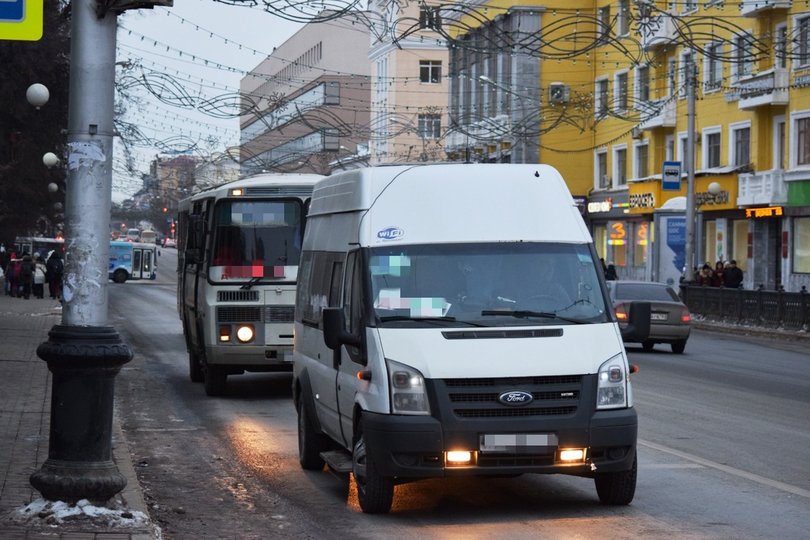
[732,220,749,272]
[703,220,717,265]
[794,217,810,273]
[634,222,649,267]
[608,221,627,267]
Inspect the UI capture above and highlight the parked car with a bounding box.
[163,237,177,248]
[606,280,691,353]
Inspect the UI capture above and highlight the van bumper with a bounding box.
[360,408,637,478]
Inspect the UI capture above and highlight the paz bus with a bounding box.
[176,172,322,396]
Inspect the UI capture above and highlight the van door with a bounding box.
[336,250,366,443]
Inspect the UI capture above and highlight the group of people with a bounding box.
[695,260,744,288]
[0,246,64,300]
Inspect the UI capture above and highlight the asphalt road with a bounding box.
[108,250,810,539]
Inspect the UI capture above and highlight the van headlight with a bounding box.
[386,359,430,415]
[596,355,628,410]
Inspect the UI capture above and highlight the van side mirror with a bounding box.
[322,307,361,350]
[621,301,651,342]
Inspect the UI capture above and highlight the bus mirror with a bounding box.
[322,307,360,350]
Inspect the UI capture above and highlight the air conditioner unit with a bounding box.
[549,83,570,104]
[631,127,643,139]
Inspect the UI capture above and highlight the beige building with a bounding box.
[239,12,372,175]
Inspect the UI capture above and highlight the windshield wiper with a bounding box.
[240,276,262,290]
[481,310,586,325]
[378,315,488,327]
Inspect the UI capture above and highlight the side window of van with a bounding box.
[299,251,347,328]
[343,250,364,363]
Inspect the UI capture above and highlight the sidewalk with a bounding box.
[0,293,158,539]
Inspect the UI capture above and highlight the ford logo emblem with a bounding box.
[498,390,534,406]
[377,226,404,240]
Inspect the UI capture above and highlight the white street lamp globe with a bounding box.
[708,181,722,195]
[26,83,50,108]
[48,182,59,193]
[43,152,59,168]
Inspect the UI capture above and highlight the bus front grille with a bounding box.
[265,306,295,323]
[217,290,260,302]
[217,306,263,323]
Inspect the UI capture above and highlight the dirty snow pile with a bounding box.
[6,498,153,530]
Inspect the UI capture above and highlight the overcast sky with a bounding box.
[113,0,308,201]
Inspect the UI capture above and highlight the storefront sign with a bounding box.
[588,199,613,213]
[662,161,681,191]
[745,206,783,218]
[607,221,626,245]
[629,192,656,209]
[696,190,730,206]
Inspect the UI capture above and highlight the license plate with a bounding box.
[479,433,558,452]
[651,312,668,321]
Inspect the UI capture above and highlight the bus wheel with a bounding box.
[113,269,128,283]
[203,363,227,396]
[188,350,204,383]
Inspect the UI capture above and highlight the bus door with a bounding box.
[132,249,144,279]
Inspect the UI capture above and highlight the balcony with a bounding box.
[740,0,791,17]
[734,68,789,110]
[737,169,787,206]
[638,98,676,130]
[640,13,677,50]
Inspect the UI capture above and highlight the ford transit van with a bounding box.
[292,164,638,513]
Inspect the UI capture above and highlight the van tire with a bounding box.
[671,340,687,354]
[188,350,204,383]
[203,364,227,396]
[594,454,637,505]
[641,340,655,352]
[297,399,327,470]
[352,426,394,514]
[113,269,128,283]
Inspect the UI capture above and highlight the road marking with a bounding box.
[640,439,810,499]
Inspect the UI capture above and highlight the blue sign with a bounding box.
[662,161,682,191]
[0,1,24,22]
[666,216,686,274]
[0,0,43,41]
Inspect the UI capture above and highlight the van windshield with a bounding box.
[368,242,609,327]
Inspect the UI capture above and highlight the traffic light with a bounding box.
[162,207,168,213]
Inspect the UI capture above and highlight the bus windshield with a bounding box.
[367,242,610,327]
[209,199,304,282]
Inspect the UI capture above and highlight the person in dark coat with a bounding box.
[46,250,64,300]
[724,260,744,289]
[605,263,618,280]
[711,261,725,287]
[19,253,34,299]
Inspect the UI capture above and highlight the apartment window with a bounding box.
[614,146,628,186]
[705,42,723,91]
[420,60,441,84]
[797,117,810,166]
[617,0,630,36]
[776,24,788,69]
[679,50,694,98]
[683,0,697,12]
[732,125,751,167]
[596,151,608,188]
[595,79,609,116]
[635,143,649,178]
[418,114,441,139]
[733,32,755,79]
[598,6,610,42]
[419,6,441,30]
[798,16,810,68]
[706,131,722,168]
[636,65,650,104]
[665,135,675,162]
[776,119,786,169]
[615,72,628,112]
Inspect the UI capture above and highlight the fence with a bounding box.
[680,285,810,331]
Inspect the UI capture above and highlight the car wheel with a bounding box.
[297,398,328,471]
[113,269,127,283]
[671,340,687,354]
[641,340,655,352]
[352,422,394,514]
[594,454,637,505]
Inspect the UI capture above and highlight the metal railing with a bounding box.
[680,285,810,331]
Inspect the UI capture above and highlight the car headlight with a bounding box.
[386,359,430,415]
[596,354,629,410]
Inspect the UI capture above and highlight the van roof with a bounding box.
[307,163,591,245]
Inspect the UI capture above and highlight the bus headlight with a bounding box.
[596,354,628,409]
[236,324,255,343]
[386,359,430,415]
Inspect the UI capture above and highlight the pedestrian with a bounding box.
[46,250,64,300]
[19,253,35,299]
[600,257,608,276]
[724,259,744,289]
[33,255,47,299]
[697,263,713,286]
[605,263,618,280]
[0,246,9,296]
[712,261,725,287]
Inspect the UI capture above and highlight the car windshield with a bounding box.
[368,242,609,327]
[613,283,680,302]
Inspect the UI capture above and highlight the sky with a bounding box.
[112,0,312,202]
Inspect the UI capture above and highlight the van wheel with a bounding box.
[641,340,655,352]
[297,399,327,470]
[594,454,637,505]
[188,350,203,383]
[352,426,394,514]
[671,340,687,354]
[113,269,127,283]
[203,362,227,396]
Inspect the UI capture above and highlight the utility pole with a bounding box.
[683,57,697,283]
[30,0,171,505]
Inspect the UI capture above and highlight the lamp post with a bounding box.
[683,57,698,283]
[26,83,50,109]
[479,75,531,164]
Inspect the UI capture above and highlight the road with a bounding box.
[108,248,810,539]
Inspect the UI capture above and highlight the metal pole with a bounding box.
[30,0,133,504]
[683,58,697,283]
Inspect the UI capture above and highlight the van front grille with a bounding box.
[217,306,263,323]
